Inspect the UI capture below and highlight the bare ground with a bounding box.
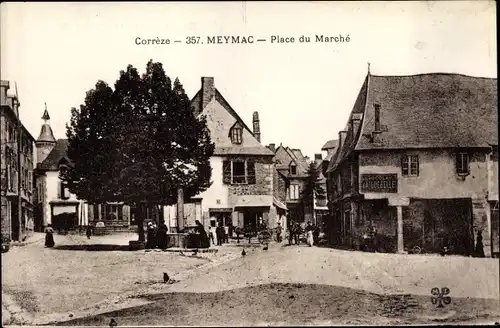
[54,283,500,326]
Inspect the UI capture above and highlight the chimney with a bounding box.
[252,111,261,143]
[338,131,347,151]
[351,113,363,140]
[201,77,215,111]
[374,104,381,132]
[267,143,276,153]
[314,153,322,160]
[0,80,9,106]
[12,97,20,117]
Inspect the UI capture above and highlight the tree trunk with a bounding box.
[137,203,145,242]
[177,187,184,232]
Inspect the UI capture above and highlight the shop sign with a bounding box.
[360,174,398,193]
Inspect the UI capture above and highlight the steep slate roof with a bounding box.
[327,73,498,173]
[37,139,70,171]
[326,75,369,173]
[190,87,274,156]
[356,73,498,150]
[321,139,338,150]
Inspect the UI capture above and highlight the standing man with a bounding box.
[216,223,224,246]
[276,221,282,243]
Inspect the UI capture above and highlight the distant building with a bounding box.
[312,153,328,229]
[1,80,36,241]
[325,72,498,257]
[270,144,312,224]
[321,139,338,174]
[164,77,280,233]
[34,109,157,233]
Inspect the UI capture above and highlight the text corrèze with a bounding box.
[134,34,350,45]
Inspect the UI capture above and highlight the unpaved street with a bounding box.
[2,236,499,326]
[1,233,237,325]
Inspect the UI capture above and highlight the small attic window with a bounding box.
[230,123,243,144]
[290,164,297,175]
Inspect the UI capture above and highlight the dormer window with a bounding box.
[290,164,297,175]
[230,123,243,144]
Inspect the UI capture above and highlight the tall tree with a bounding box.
[300,161,327,222]
[62,60,215,242]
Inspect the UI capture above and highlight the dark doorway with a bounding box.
[11,202,19,241]
[209,212,232,227]
[491,201,499,257]
[34,203,43,232]
[405,198,473,255]
[52,212,77,232]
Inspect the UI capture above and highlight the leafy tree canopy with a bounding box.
[301,161,326,204]
[62,60,215,209]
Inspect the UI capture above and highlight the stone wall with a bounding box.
[228,156,273,197]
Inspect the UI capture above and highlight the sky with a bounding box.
[1,1,497,159]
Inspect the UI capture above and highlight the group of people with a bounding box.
[288,220,320,246]
[145,220,169,249]
[208,223,232,246]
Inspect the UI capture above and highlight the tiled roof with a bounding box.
[321,139,338,150]
[37,139,69,171]
[326,75,369,173]
[191,89,257,141]
[191,83,273,156]
[327,73,498,173]
[356,73,498,150]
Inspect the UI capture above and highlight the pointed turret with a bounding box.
[37,103,56,143]
[36,103,56,164]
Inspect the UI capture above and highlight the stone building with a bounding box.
[164,77,280,233]
[1,80,36,241]
[312,153,328,229]
[325,71,498,257]
[269,144,311,224]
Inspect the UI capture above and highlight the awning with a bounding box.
[273,197,287,210]
[233,195,273,208]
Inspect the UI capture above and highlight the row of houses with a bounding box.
[1,77,327,243]
[318,71,499,257]
[1,81,36,242]
[2,70,498,259]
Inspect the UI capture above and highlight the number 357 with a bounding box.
[186,37,201,44]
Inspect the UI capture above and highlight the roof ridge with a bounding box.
[370,72,497,80]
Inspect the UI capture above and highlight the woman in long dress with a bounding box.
[45,224,55,248]
[145,222,157,249]
[195,220,210,248]
[156,221,168,250]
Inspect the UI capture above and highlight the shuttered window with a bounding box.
[222,160,231,184]
[223,159,257,185]
[247,160,256,184]
[232,161,246,184]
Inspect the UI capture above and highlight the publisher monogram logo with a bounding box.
[431,287,451,308]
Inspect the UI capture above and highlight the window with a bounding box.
[232,161,246,184]
[59,181,70,200]
[290,164,297,175]
[456,152,469,175]
[402,155,419,176]
[101,204,123,221]
[290,184,300,200]
[21,169,25,190]
[222,159,256,185]
[230,124,243,144]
